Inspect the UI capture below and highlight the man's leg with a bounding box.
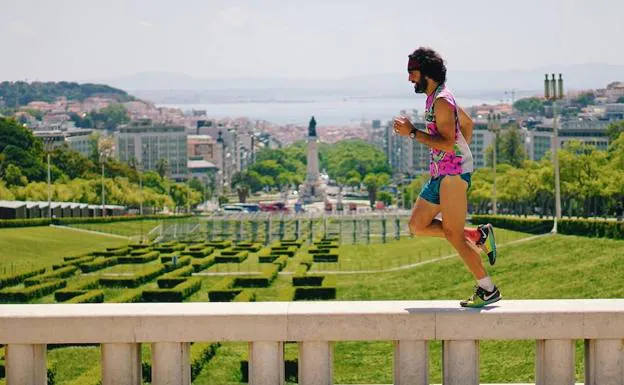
[408,196,443,237]
[439,176,488,279]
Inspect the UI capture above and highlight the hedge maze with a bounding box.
[0,229,342,383]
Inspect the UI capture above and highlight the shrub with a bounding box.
[294,276,336,301]
[78,257,119,273]
[53,256,95,270]
[206,240,232,249]
[192,256,216,272]
[313,253,339,263]
[470,215,553,234]
[99,265,165,288]
[182,247,214,258]
[214,251,249,263]
[160,265,194,279]
[142,278,202,302]
[24,266,78,286]
[118,251,159,264]
[66,290,104,304]
[0,267,46,289]
[0,279,67,303]
[234,264,279,288]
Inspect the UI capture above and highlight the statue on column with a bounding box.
[308,116,317,137]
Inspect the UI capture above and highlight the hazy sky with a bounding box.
[2,0,623,81]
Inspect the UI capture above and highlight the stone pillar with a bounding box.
[6,344,47,385]
[394,340,428,385]
[536,339,575,385]
[584,339,623,385]
[102,343,142,385]
[442,340,479,385]
[151,342,190,385]
[249,341,284,385]
[299,341,332,385]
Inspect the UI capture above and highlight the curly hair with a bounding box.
[408,47,447,85]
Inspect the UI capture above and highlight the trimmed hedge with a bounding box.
[470,215,553,234]
[58,214,191,226]
[269,246,297,257]
[54,279,100,301]
[192,256,216,272]
[142,277,202,302]
[93,247,130,257]
[53,256,95,270]
[313,253,339,263]
[154,244,186,253]
[24,266,78,286]
[233,264,280,288]
[215,251,249,263]
[66,290,104,304]
[0,267,46,289]
[259,255,279,263]
[278,239,304,248]
[471,215,624,239]
[559,218,624,239]
[0,279,67,303]
[78,257,119,273]
[206,240,232,249]
[162,256,191,271]
[0,218,52,228]
[294,286,336,301]
[99,265,165,288]
[160,265,194,279]
[112,288,144,303]
[118,251,159,264]
[232,243,262,252]
[292,275,325,287]
[308,246,331,254]
[182,247,214,258]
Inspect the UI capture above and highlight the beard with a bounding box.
[413,77,428,94]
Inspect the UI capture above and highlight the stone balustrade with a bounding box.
[1,299,623,385]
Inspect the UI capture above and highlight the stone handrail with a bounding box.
[1,300,623,384]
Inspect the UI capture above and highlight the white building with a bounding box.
[116,120,188,180]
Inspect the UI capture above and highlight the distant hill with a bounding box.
[0,81,135,108]
[94,63,624,104]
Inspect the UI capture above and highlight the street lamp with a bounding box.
[43,137,55,219]
[100,150,106,217]
[487,112,502,215]
[544,73,564,233]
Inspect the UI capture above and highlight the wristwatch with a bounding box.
[409,127,418,139]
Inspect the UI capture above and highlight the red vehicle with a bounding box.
[259,202,290,213]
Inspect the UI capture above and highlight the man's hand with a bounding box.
[392,116,413,137]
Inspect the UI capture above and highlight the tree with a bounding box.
[4,164,28,186]
[363,173,390,208]
[156,158,169,179]
[485,126,526,168]
[231,171,262,203]
[513,97,544,115]
[606,120,624,142]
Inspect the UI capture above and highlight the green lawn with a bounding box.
[69,219,164,237]
[0,227,128,275]
[1,231,623,384]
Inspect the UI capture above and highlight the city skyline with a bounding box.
[1,0,624,82]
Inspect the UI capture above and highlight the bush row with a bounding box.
[182,247,214,258]
[192,256,217,272]
[215,251,249,263]
[93,247,130,257]
[313,253,339,263]
[0,267,46,289]
[142,278,202,302]
[206,240,232,249]
[154,243,186,253]
[99,265,165,288]
[0,279,67,303]
[53,256,95,270]
[24,266,78,286]
[232,243,262,252]
[78,257,119,273]
[66,290,104,304]
[0,215,191,229]
[54,279,100,301]
[118,251,159,264]
[471,215,624,239]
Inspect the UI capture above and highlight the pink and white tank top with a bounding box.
[424,85,474,177]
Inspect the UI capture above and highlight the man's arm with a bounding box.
[458,106,473,143]
[413,99,456,152]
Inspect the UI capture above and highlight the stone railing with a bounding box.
[1,300,623,385]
